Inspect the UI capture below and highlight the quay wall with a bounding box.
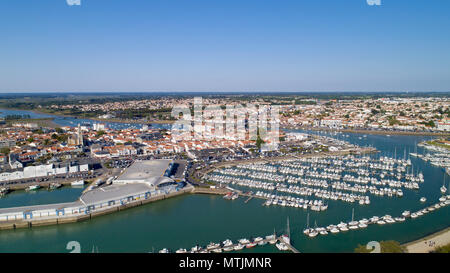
[192,187,229,195]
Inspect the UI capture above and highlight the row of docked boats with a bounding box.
[26,183,60,191]
[277,185,370,205]
[159,234,280,253]
[257,192,328,211]
[412,144,450,169]
[304,195,450,238]
[223,191,239,200]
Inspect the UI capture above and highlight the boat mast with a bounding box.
[306,213,310,229]
[287,217,290,239]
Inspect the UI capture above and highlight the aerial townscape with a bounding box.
[1,0,450,261]
[0,92,449,254]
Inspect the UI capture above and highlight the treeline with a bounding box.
[115,108,172,119]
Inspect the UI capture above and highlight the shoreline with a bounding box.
[283,126,450,137]
[0,107,175,126]
[403,226,450,253]
[4,117,59,128]
[30,108,175,125]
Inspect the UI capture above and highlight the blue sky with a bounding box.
[0,0,449,92]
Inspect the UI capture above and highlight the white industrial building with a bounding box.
[0,163,90,182]
[114,159,177,189]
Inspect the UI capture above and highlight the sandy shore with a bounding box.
[404,226,450,253]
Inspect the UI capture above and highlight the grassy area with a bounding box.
[426,140,450,151]
[354,240,406,253]
[432,243,450,253]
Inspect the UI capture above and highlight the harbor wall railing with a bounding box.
[0,186,194,231]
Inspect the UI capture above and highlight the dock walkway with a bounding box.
[283,241,300,253]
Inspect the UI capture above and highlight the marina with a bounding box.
[0,130,449,253]
[206,154,424,213]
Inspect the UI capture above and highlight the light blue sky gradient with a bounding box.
[1,0,449,92]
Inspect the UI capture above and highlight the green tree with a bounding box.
[96,130,106,137]
[256,130,265,150]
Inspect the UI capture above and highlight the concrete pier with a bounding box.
[0,185,194,231]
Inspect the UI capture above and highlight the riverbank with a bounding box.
[403,226,450,253]
[2,117,59,128]
[31,109,175,125]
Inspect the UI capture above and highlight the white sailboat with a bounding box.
[440,176,447,194]
[308,221,318,238]
[303,213,311,235]
[348,208,359,227]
